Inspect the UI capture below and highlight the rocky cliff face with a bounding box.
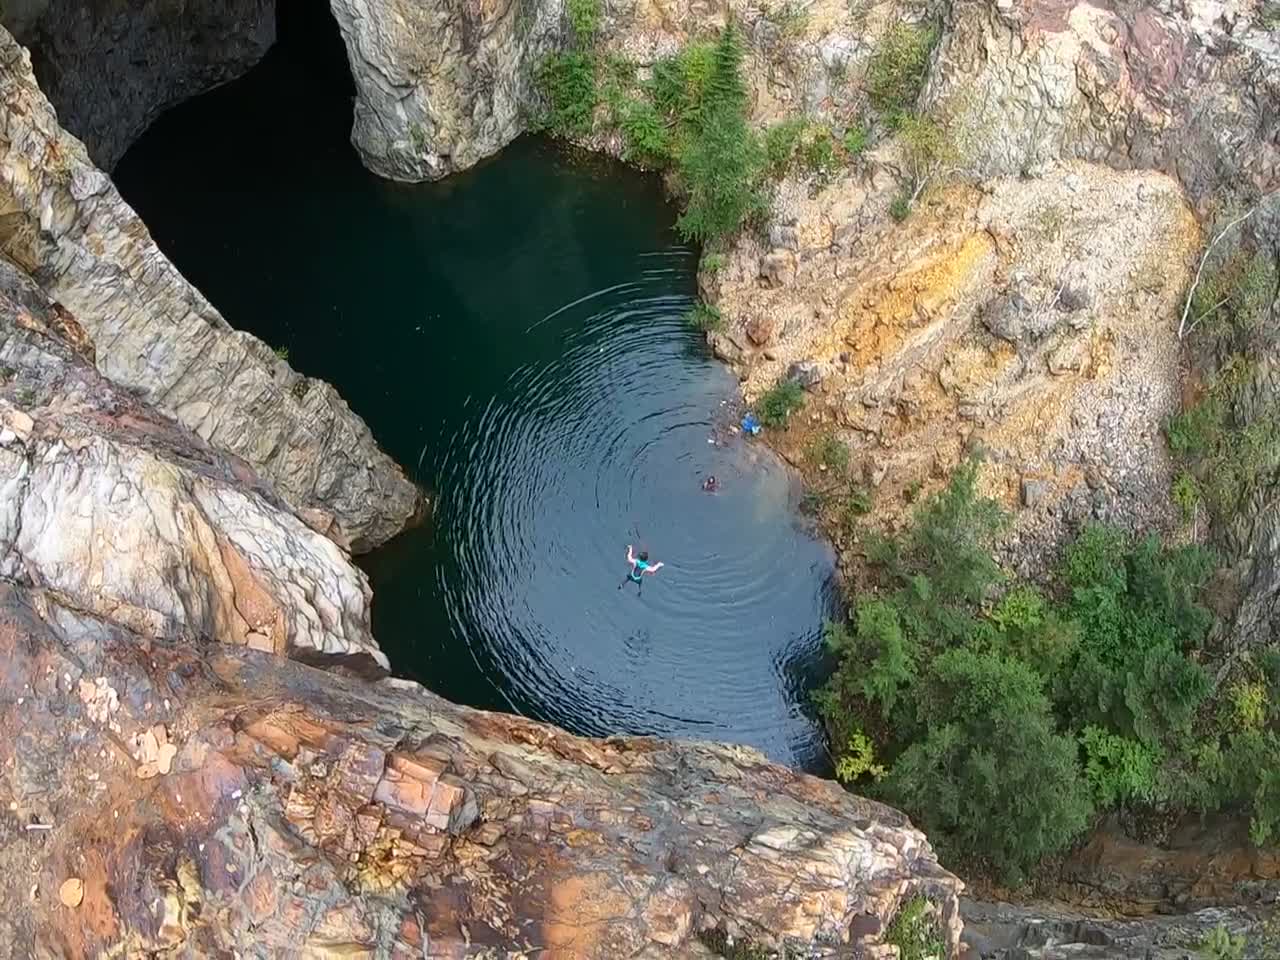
[329,0,565,181]
[0,579,965,957]
[0,28,421,552]
[0,253,386,673]
[924,0,1280,209]
[707,155,1202,572]
[335,0,905,181]
[0,22,970,957]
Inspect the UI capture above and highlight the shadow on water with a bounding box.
[113,3,839,772]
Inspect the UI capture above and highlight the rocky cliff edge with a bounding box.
[0,26,421,553]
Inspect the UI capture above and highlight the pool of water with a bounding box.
[113,7,837,770]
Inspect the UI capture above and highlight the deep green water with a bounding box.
[114,9,837,769]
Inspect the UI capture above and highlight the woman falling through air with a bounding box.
[618,544,663,593]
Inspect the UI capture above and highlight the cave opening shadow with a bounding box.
[274,0,356,100]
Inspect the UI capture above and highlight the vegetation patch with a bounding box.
[1167,250,1280,521]
[535,52,598,137]
[566,0,601,44]
[885,895,946,960]
[814,453,1280,881]
[865,22,939,125]
[684,302,724,331]
[757,378,806,428]
[807,432,850,474]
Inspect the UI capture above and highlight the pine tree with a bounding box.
[704,22,747,117]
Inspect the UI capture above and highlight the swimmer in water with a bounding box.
[618,544,664,593]
[702,475,719,492]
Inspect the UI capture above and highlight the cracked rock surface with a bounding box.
[0,580,963,957]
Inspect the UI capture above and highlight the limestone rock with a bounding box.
[57,878,83,909]
[1020,477,1050,508]
[711,161,1198,572]
[329,0,564,182]
[0,27,421,552]
[787,359,824,389]
[760,249,798,288]
[0,253,387,673]
[746,313,779,346]
[0,581,965,956]
[925,0,1280,208]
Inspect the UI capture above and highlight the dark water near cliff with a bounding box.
[114,6,836,769]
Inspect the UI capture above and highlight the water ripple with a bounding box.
[432,260,837,767]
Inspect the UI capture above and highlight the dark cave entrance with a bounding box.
[273,0,355,100]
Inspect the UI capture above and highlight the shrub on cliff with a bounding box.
[1167,250,1280,522]
[865,22,939,124]
[757,378,805,427]
[566,0,602,43]
[535,52,598,137]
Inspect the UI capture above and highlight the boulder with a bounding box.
[760,249,798,288]
[787,359,824,389]
[746,313,779,346]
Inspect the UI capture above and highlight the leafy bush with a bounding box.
[815,459,1243,879]
[1171,470,1200,521]
[885,896,945,960]
[889,191,912,221]
[566,0,601,44]
[843,123,870,157]
[672,25,765,242]
[842,485,873,522]
[675,103,765,241]
[799,126,838,176]
[1199,923,1247,960]
[535,52,598,136]
[833,729,886,784]
[684,302,723,331]
[1081,725,1162,806]
[897,114,953,183]
[757,378,806,427]
[616,96,670,166]
[763,117,810,177]
[865,22,939,123]
[649,41,718,126]
[701,252,727,275]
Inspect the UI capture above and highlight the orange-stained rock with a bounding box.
[373,769,433,816]
[0,581,965,957]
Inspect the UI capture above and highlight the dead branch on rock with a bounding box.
[1178,205,1259,341]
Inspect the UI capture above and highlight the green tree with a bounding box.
[883,648,1094,879]
[672,24,764,241]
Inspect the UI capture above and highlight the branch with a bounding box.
[1178,205,1260,341]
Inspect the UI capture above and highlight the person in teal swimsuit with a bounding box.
[618,544,664,593]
